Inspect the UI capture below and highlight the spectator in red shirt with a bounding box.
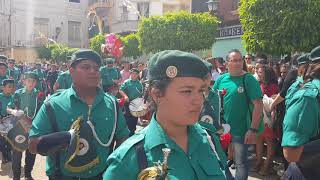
[254,66,279,175]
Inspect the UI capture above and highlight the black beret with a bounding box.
[105,58,115,64]
[297,54,310,65]
[2,79,14,86]
[310,45,320,63]
[70,49,102,67]
[0,62,8,68]
[24,72,39,81]
[8,58,15,63]
[0,55,8,60]
[148,50,208,81]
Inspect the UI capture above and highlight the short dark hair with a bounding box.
[226,49,242,61]
[146,79,172,111]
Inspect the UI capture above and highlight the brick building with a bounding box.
[192,0,246,58]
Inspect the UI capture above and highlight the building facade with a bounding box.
[192,0,246,59]
[0,0,90,62]
[108,0,192,34]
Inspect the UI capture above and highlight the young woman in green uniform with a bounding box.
[282,46,320,180]
[103,50,227,180]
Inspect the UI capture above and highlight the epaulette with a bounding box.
[115,133,145,160]
[44,90,65,103]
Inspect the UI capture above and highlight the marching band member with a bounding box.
[0,62,9,93]
[28,49,130,180]
[282,46,320,179]
[0,79,15,165]
[119,68,143,136]
[100,58,122,93]
[7,72,43,180]
[104,50,227,180]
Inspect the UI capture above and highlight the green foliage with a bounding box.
[36,45,51,60]
[120,33,142,58]
[89,34,105,57]
[50,44,79,63]
[239,0,320,54]
[36,44,79,63]
[138,11,219,53]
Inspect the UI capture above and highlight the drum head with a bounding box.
[129,98,147,111]
[0,116,18,135]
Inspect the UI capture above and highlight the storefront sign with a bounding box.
[218,25,243,38]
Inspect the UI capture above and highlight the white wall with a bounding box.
[9,0,89,48]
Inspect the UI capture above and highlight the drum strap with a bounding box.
[135,140,147,171]
[45,102,61,177]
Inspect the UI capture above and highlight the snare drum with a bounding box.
[0,115,18,136]
[6,115,32,152]
[129,98,148,117]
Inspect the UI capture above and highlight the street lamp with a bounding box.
[206,0,219,14]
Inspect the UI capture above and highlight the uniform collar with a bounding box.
[144,114,206,154]
[311,79,320,88]
[68,86,105,107]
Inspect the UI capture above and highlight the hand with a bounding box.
[244,130,257,144]
[124,97,129,102]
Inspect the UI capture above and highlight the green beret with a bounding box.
[310,45,320,63]
[0,55,7,60]
[2,79,14,86]
[297,54,310,65]
[130,68,140,74]
[148,50,208,81]
[70,49,102,67]
[24,72,39,81]
[203,60,213,72]
[0,62,8,68]
[105,58,115,64]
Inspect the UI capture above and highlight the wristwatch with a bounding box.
[248,128,258,133]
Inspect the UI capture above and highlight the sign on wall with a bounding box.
[217,25,243,38]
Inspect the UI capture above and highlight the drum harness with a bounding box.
[45,97,119,177]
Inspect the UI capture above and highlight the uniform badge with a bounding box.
[15,135,26,144]
[237,86,244,93]
[77,138,89,156]
[200,115,214,124]
[166,66,178,78]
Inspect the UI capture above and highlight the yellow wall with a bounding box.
[1,48,38,63]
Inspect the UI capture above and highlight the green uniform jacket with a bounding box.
[56,70,72,90]
[8,87,42,118]
[0,93,13,117]
[282,79,320,147]
[99,67,121,88]
[33,69,46,91]
[213,73,263,137]
[199,88,220,132]
[120,79,143,101]
[103,115,227,180]
[29,86,130,178]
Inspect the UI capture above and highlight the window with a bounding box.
[69,0,80,3]
[68,21,81,43]
[137,2,149,18]
[34,18,49,46]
